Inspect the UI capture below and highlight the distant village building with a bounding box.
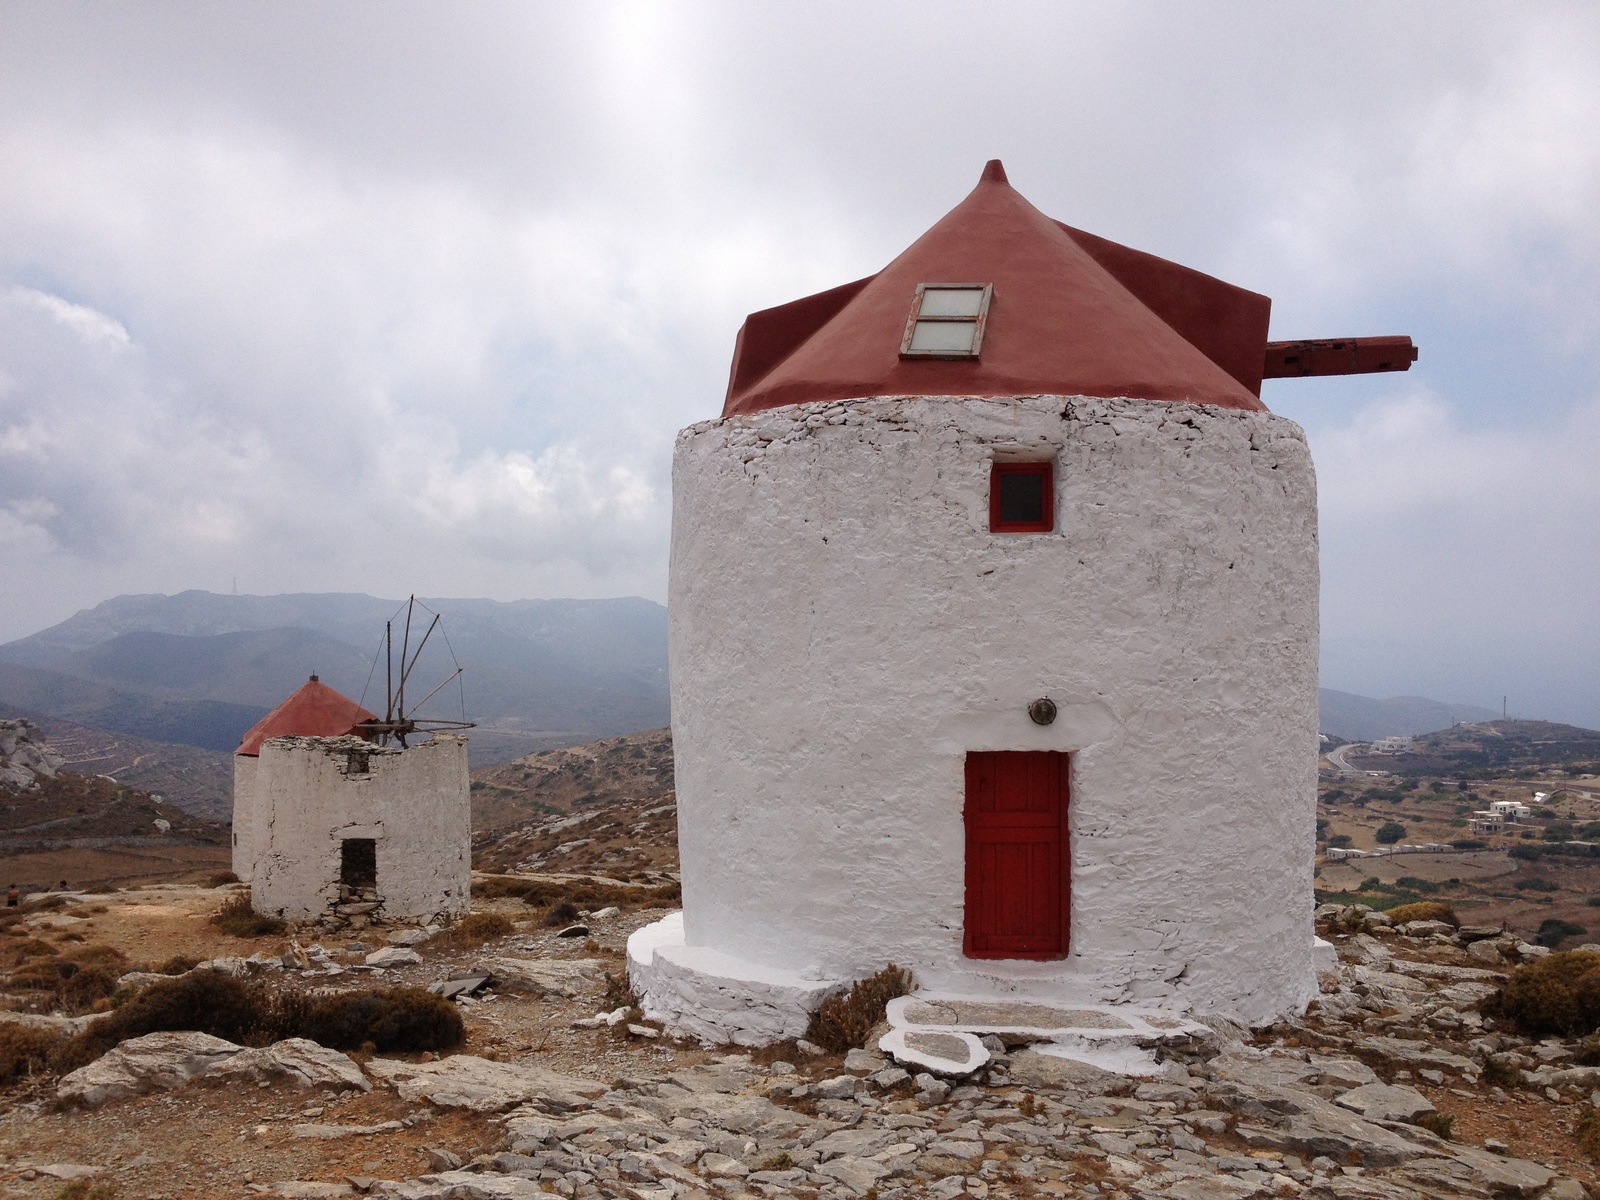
[1370,736,1415,754]
[630,161,1416,1042]
[232,676,469,924]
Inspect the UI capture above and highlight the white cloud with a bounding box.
[0,2,1593,726]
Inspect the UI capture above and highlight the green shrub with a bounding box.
[1375,822,1407,845]
[1539,919,1588,949]
[805,964,913,1053]
[1452,839,1488,850]
[1547,825,1577,843]
[1394,876,1441,895]
[1326,834,1353,848]
[1488,950,1600,1037]
[1515,878,1560,892]
[209,892,287,938]
[1510,843,1545,860]
[1580,1107,1600,1162]
[1386,902,1459,927]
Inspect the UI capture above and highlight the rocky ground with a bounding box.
[5,889,1600,1200]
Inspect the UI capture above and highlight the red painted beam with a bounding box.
[1263,335,1418,379]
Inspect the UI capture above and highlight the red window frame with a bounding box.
[989,461,1054,533]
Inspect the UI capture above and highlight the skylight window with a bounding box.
[900,283,992,359]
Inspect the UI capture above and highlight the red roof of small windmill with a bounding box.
[723,161,1271,417]
[235,677,377,757]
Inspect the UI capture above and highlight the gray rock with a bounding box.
[1543,1179,1592,1200]
[211,1038,370,1092]
[698,1152,749,1178]
[816,1155,893,1191]
[57,1031,252,1107]
[428,969,494,999]
[1220,1086,1429,1166]
[844,1047,886,1073]
[482,957,605,998]
[387,927,435,946]
[424,1147,463,1171]
[810,1127,898,1161]
[365,946,423,967]
[1395,1146,1556,1197]
[365,1055,607,1112]
[814,1073,861,1100]
[1333,1083,1435,1122]
[556,924,590,939]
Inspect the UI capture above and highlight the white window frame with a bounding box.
[899,282,994,360]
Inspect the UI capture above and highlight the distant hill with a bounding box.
[0,705,234,821]
[1318,688,1499,742]
[1347,719,1600,779]
[0,591,669,766]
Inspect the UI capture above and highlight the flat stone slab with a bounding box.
[365,1054,607,1112]
[1334,1082,1435,1122]
[878,1027,990,1076]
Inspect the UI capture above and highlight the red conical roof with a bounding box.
[724,161,1270,416]
[236,676,377,757]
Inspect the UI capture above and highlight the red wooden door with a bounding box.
[964,751,1069,959]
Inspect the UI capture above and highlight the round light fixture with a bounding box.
[1028,697,1058,726]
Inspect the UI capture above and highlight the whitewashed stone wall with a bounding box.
[657,394,1319,1030]
[231,754,259,882]
[246,734,470,922]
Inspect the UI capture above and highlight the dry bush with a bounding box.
[57,971,464,1070]
[298,987,464,1053]
[543,901,580,928]
[1386,901,1459,927]
[431,912,514,950]
[477,875,681,913]
[0,1023,67,1083]
[207,870,240,887]
[58,970,268,1070]
[1579,1108,1600,1162]
[1488,950,1600,1037]
[1415,1111,1454,1139]
[602,972,639,1013]
[156,955,200,976]
[804,964,913,1053]
[0,937,57,968]
[210,891,287,938]
[3,943,127,1015]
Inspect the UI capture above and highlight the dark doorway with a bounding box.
[340,838,377,889]
[964,750,1069,959]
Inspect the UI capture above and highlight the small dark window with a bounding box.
[340,838,377,889]
[990,462,1054,533]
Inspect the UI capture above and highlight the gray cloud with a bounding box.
[0,1,1595,724]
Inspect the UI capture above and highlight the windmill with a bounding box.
[357,596,475,747]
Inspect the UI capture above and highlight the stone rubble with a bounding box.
[271,911,1593,1200]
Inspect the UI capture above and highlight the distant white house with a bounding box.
[1371,736,1415,754]
[1490,800,1532,822]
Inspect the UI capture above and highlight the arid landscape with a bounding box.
[4,717,1600,1198]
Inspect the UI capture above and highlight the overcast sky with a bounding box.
[1,2,1596,727]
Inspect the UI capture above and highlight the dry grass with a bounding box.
[3,942,128,1015]
[475,875,681,914]
[1386,901,1460,927]
[804,964,913,1053]
[206,870,240,887]
[430,912,514,950]
[0,1023,68,1083]
[1579,1107,1600,1162]
[209,891,287,938]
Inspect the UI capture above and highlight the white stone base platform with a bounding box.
[628,913,1212,1073]
[881,993,1210,1078]
[627,913,847,1046]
